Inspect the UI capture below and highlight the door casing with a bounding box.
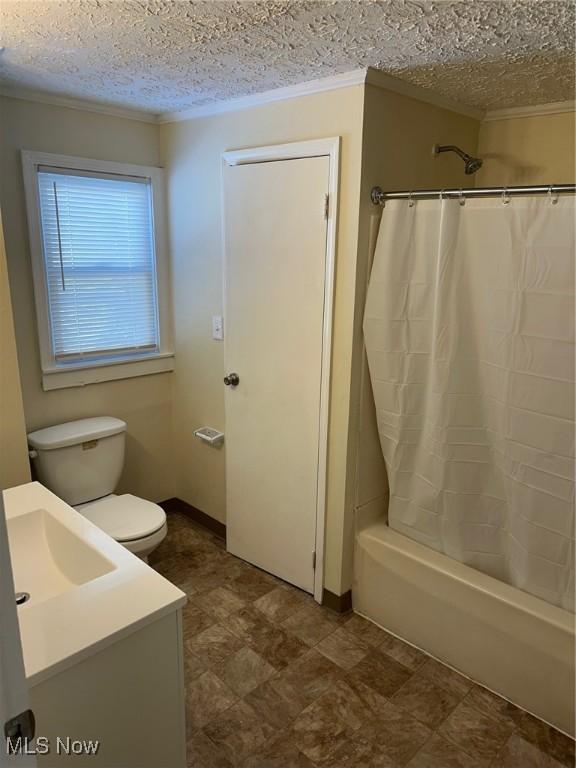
[221,137,340,602]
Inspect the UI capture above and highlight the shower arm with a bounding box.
[434,144,468,162]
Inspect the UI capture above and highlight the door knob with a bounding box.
[224,373,240,387]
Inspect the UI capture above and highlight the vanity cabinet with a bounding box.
[30,611,186,768]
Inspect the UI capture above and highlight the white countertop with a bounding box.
[3,482,186,687]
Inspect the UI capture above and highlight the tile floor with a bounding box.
[150,512,575,768]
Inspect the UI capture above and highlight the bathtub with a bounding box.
[354,521,575,735]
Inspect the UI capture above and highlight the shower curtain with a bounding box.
[363,195,575,612]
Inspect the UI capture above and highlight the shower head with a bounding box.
[434,144,483,175]
[464,155,483,175]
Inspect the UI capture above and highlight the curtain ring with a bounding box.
[439,189,444,201]
[549,186,559,205]
[408,191,415,208]
[502,187,511,205]
[458,189,465,207]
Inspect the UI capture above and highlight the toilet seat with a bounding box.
[78,494,166,542]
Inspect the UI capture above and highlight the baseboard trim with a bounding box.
[160,497,227,540]
[160,498,347,609]
[322,588,353,613]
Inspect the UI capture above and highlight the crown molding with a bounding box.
[160,66,486,124]
[6,72,569,127]
[365,67,485,121]
[483,100,575,122]
[0,85,158,123]
[158,69,368,123]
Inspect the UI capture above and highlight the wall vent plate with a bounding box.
[194,427,224,446]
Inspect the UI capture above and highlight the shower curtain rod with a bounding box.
[371,184,576,205]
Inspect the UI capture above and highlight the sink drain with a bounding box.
[15,592,30,605]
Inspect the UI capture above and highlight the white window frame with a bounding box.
[22,150,174,391]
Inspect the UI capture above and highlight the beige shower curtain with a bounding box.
[363,195,575,611]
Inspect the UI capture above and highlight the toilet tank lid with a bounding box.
[28,417,127,450]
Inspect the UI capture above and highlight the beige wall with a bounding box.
[5,86,567,597]
[0,97,174,502]
[350,87,480,584]
[0,213,30,489]
[160,87,365,594]
[476,111,575,186]
[159,84,483,595]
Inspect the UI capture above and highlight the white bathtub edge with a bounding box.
[354,521,576,735]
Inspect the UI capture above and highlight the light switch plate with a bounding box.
[212,315,223,340]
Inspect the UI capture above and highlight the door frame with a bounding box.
[221,137,340,602]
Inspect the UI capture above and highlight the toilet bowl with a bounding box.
[77,493,167,560]
[27,417,167,560]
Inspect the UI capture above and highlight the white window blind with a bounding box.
[37,167,160,363]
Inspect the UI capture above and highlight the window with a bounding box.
[37,169,159,362]
[22,152,173,390]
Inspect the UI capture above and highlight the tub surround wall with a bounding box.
[352,85,481,553]
[0,96,174,502]
[476,110,576,186]
[160,86,365,597]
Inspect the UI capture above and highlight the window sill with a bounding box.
[41,353,175,391]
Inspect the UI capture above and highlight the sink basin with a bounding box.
[3,482,186,686]
[7,507,115,608]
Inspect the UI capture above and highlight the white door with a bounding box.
[223,155,330,593]
[0,493,36,766]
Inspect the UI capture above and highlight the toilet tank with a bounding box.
[27,417,127,506]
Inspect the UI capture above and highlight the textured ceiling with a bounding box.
[0,1,574,115]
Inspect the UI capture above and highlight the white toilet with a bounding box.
[27,416,167,560]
